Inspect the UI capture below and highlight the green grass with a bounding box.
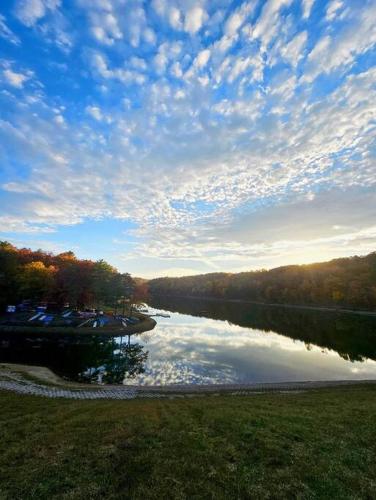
[1,387,376,499]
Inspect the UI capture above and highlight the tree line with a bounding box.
[0,241,134,311]
[148,252,376,311]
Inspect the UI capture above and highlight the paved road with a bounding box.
[1,371,375,400]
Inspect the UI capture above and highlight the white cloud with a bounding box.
[3,68,29,88]
[213,34,237,54]
[53,114,64,125]
[270,72,297,99]
[308,34,331,62]
[195,49,211,69]
[174,89,185,99]
[169,6,182,30]
[0,216,56,233]
[224,1,255,36]
[14,0,61,27]
[151,0,207,35]
[325,0,343,21]
[152,41,182,76]
[154,52,168,75]
[90,51,146,84]
[227,56,253,83]
[225,12,243,36]
[0,15,21,45]
[90,12,122,45]
[303,2,376,82]
[253,0,293,50]
[85,105,103,121]
[170,61,183,78]
[91,51,111,78]
[80,0,152,49]
[130,57,147,71]
[301,0,315,19]
[281,31,307,67]
[128,6,147,47]
[14,0,72,52]
[151,0,167,17]
[184,6,207,35]
[143,27,156,45]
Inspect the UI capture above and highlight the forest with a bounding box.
[148,252,376,311]
[0,241,134,311]
[2,242,376,312]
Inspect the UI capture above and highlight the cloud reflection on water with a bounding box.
[125,311,376,386]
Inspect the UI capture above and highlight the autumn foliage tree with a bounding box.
[0,241,135,311]
[17,261,56,302]
[149,252,376,311]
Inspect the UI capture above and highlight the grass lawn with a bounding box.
[1,387,376,499]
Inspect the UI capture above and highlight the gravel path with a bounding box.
[1,371,376,400]
[0,372,139,399]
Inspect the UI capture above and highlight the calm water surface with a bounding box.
[1,297,376,385]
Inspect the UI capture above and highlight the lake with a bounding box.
[1,296,376,385]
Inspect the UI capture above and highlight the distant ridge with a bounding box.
[148,252,376,311]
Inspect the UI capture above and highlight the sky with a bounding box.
[0,0,375,278]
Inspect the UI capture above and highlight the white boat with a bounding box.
[28,312,42,321]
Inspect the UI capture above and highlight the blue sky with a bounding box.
[0,0,375,277]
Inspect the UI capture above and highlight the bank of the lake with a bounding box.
[0,311,156,337]
[151,294,376,316]
[2,363,376,396]
[1,385,376,499]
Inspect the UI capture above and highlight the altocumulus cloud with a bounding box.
[0,0,375,277]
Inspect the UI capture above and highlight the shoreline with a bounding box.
[151,294,376,316]
[1,364,376,399]
[0,311,157,337]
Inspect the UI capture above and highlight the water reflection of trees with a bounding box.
[0,334,148,384]
[149,296,376,363]
[79,338,148,384]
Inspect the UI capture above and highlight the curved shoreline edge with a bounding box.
[0,312,157,337]
[151,295,376,316]
[1,364,375,400]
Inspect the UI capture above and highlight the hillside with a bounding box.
[148,252,376,311]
